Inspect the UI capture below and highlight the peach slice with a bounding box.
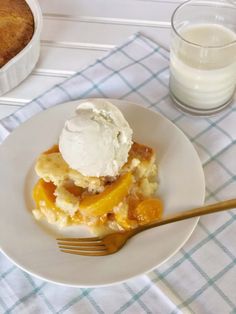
[33,179,59,211]
[33,179,84,225]
[134,198,163,225]
[80,172,133,216]
[43,145,59,155]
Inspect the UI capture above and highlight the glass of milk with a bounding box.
[169,0,236,115]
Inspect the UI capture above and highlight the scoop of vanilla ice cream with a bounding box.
[59,99,133,177]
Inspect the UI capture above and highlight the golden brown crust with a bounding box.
[128,142,154,163]
[0,0,34,68]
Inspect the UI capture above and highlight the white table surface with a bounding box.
[0,0,183,118]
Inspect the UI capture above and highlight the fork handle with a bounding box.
[132,198,236,235]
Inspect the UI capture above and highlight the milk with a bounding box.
[170,24,236,110]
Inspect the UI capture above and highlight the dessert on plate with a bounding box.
[0,0,34,68]
[32,100,163,234]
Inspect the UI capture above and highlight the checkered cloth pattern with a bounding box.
[0,33,235,314]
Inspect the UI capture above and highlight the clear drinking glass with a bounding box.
[169,0,236,116]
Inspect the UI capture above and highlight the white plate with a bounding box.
[0,99,205,287]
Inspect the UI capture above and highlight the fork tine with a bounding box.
[59,245,106,251]
[57,237,101,242]
[57,241,104,247]
[60,249,108,256]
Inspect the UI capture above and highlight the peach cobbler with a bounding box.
[32,100,163,234]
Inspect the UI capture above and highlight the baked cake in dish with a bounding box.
[0,0,34,68]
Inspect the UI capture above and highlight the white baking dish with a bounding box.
[0,0,43,96]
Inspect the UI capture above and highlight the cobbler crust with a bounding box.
[0,0,34,68]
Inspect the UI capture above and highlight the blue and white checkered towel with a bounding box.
[0,33,235,314]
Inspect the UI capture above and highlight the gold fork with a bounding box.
[57,198,236,256]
